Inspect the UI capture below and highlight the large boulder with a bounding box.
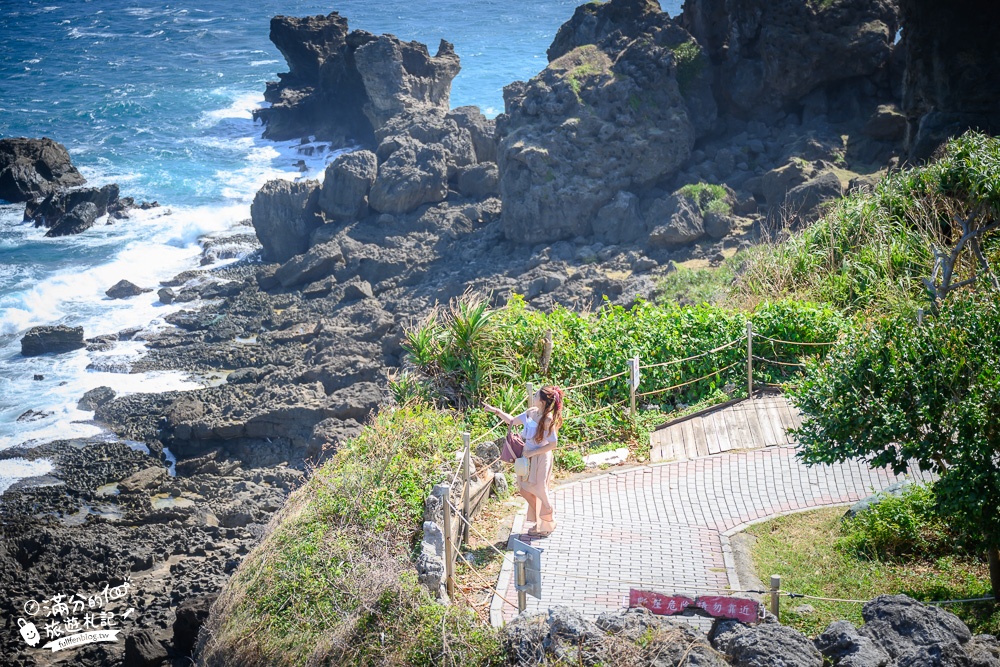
[447,106,497,163]
[711,618,824,666]
[21,325,86,356]
[647,193,705,247]
[317,150,377,222]
[784,171,843,221]
[858,595,975,663]
[498,24,698,244]
[274,240,344,288]
[26,183,124,235]
[106,279,152,299]
[814,620,891,667]
[899,0,1000,159]
[681,0,899,118]
[250,179,321,262]
[0,137,86,203]
[368,143,449,214]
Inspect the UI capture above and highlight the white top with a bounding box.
[516,410,558,451]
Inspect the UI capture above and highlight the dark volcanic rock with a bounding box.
[250,178,321,262]
[447,106,497,163]
[255,12,373,143]
[369,141,449,214]
[497,0,705,244]
[353,36,461,132]
[123,629,168,667]
[27,183,130,236]
[78,386,117,411]
[21,325,86,356]
[815,620,891,667]
[256,12,462,145]
[106,279,153,299]
[682,0,899,118]
[899,0,1000,159]
[274,240,344,288]
[317,150,377,221]
[859,594,975,662]
[712,618,824,666]
[0,137,85,203]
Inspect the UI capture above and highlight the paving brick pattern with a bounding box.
[494,446,932,625]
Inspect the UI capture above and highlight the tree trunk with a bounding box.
[989,545,1000,600]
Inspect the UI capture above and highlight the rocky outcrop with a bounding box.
[898,0,1000,159]
[255,12,461,145]
[21,325,86,356]
[681,0,899,119]
[0,137,85,203]
[250,178,321,263]
[106,279,153,299]
[497,0,711,244]
[25,183,135,237]
[354,36,460,132]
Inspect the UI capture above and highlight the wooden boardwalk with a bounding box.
[649,393,803,462]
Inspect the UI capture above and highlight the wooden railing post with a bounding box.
[629,356,639,419]
[770,574,781,618]
[746,321,754,397]
[526,382,534,410]
[462,431,471,544]
[442,483,455,599]
[917,307,924,325]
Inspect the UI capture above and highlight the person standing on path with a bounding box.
[483,385,564,536]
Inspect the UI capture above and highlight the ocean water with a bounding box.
[0,0,683,489]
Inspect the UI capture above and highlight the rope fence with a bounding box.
[636,362,741,399]
[639,338,744,370]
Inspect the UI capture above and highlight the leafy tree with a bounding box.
[793,293,1000,597]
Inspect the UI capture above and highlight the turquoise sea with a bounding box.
[0,0,683,487]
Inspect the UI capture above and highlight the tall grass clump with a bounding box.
[731,131,1000,314]
[199,403,502,667]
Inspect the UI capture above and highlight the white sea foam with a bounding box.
[249,59,279,67]
[199,90,264,126]
[0,458,54,494]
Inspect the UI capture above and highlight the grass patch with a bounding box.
[670,40,704,95]
[676,182,732,216]
[747,507,999,637]
[655,263,733,306]
[199,403,503,667]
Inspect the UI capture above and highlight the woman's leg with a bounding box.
[527,453,556,534]
[519,485,538,523]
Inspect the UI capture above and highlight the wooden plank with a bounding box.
[702,412,722,455]
[682,419,706,458]
[649,429,666,462]
[762,397,788,446]
[712,409,734,453]
[743,399,767,449]
[692,416,712,457]
[665,423,683,461]
[775,398,799,444]
[722,406,748,452]
[754,397,780,446]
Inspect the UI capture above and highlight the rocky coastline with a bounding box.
[1,0,995,664]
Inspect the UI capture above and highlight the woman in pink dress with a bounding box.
[484,385,563,536]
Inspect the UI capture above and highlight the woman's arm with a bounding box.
[482,402,522,426]
[525,431,559,457]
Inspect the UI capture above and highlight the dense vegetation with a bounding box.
[394,296,844,463]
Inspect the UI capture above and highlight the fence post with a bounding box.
[746,321,754,397]
[526,382,534,409]
[629,356,639,419]
[462,431,471,544]
[442,483,455,600]
[770,574,781,619]
[541,329,553,375]
[917,307,924,325]
[515,550,528,614]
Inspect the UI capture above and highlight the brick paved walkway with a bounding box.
[491,446,932,626]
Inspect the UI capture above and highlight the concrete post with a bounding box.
[515,550,528,614]
[770,574,781,619]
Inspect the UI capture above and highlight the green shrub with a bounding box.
[555,449,586,472]
[670,40,704,95]
[837,484,949,560]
